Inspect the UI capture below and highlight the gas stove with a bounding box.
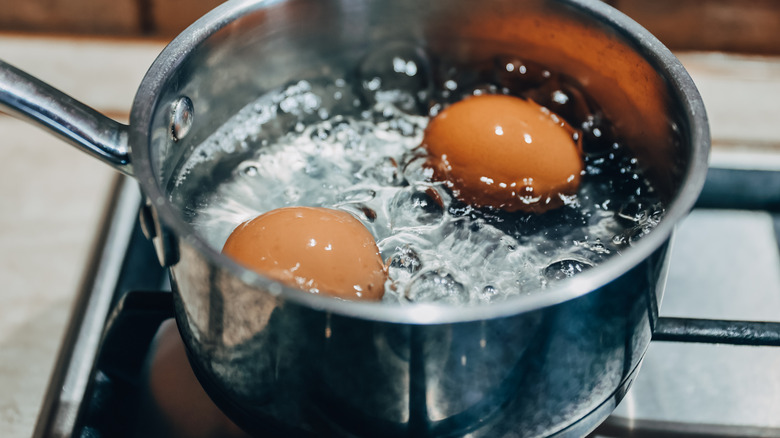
[32,161,780,438]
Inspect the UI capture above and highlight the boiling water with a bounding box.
[175,45,665,305]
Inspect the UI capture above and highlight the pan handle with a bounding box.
[0,60,132,176]
[651,171,780,347]
[654,317,780,347]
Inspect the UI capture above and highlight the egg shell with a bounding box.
[423,94,583,213]
[222,207,386,300]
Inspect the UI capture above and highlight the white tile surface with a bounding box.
[677,52,780,148]
[612,209,780,429]
[0,34,165,114]
[0,34,164,438]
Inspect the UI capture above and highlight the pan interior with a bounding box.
[137,0,703,315]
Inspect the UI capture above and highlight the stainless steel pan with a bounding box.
[0,0,709,436]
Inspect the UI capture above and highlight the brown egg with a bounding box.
[423,94,583,213]
[222,207,386,300]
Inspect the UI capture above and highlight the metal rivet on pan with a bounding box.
[170,96,194,142]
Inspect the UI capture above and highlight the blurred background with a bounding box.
[1,0,779,53]
[0,1,778,438]
[0,0,220,39]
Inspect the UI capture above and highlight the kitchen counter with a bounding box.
[0,34,778,438]
[0,34,164,438]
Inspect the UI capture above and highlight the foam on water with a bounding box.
[175,46,665,306]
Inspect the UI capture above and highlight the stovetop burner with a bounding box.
[33,164,780,438]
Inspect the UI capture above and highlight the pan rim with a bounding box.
[129,0,710,325]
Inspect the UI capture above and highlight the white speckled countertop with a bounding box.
[1,33,778,438]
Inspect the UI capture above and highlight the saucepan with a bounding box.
[0,0,709,436]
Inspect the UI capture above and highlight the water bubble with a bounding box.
[401,149,434,184]
[332,119,364,150]
[239,162,259,177]
[393,56,419,76]
[376,90,418,113]
[612,233,628,247]
[543,258,593,281]
[551,90,569,105]
[580,113,616,154]
[304,156,325,177]
[304,79,363,117]
[406,269,468,304]
[358,42,432,114]
[363,156,403,186]
[468,83,499,97]
[278,82,321,116]
[613,224,655,248]
[428,102,442,117]
[493,56,551,93]
[612,201,664,246]
[337,188,376,204]
[338,203,378,225]
[310,124,331,141]
[389,244,423,275]
[479,285,500,303]
[627,226,652,246]
[283,187,301,202]
[617,201,649,224]
[581,240,611,255]
[382,112,419,136]
[365,77,382,91]
[527,78,596,129]
[389,185,446,229]
[648,205,664,223]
